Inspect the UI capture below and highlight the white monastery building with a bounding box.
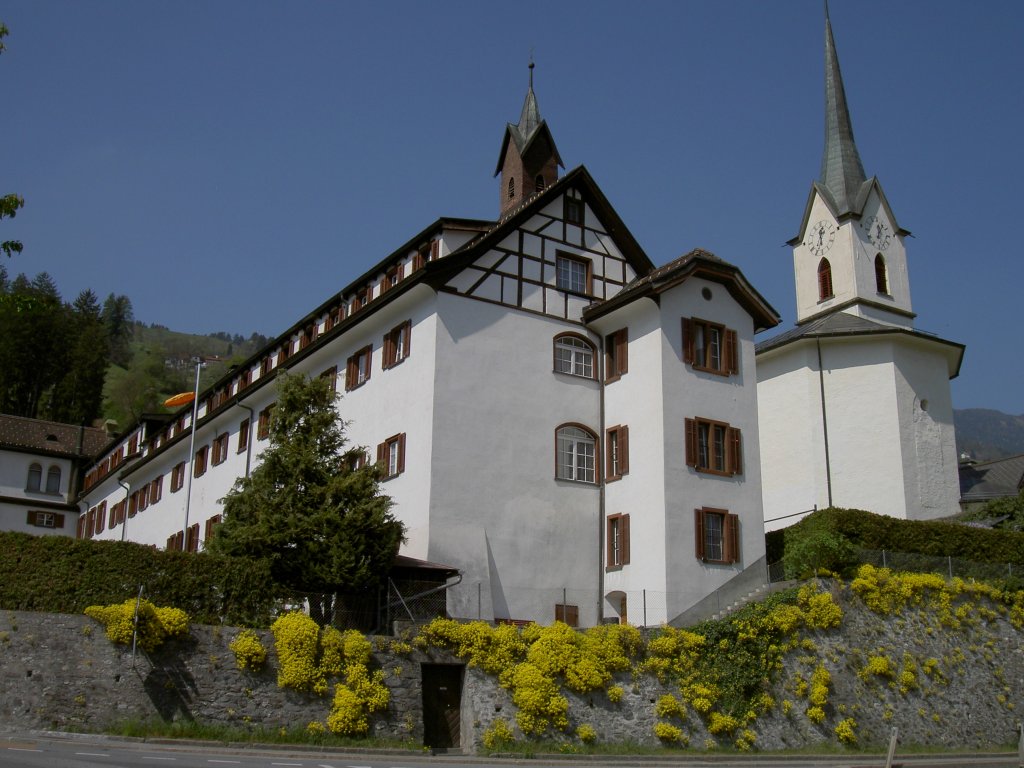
[756,12,964,532]
[58,15,964,626]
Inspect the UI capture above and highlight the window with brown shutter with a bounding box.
[554,603,579,627]
[194,445,209,477]
[345,346,372,391]
[95,502,106,535]
[605,425,629,481]
[604,329,628,383]
[257,404,275,440]
[187,523,200,553]
[376,433,406,480]
[237,418,250,453]
[204,514,222,543]
[695,508,739,564]
[171,461,186,492]
[818,258,834,300]
[606,513,630,570]
[212,433,229,465]
[383,321,412,369]
[320,366,338,393]
[682,317,738,376]
[685,417,742,476]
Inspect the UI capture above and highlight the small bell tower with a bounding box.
[494,61,564,218]
[789,8,914,328]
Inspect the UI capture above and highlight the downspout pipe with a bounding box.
[816,339,834,507]
[117,479,131,542]
[236,401,255,478]
[597,332,607,625]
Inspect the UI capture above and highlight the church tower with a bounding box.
[790,9,913,328]
[494,62,563,218]
[755,9,965,530]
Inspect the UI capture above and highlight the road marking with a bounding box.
[271,763,303,766]
[7,747,43,752]
[76,753,111,757]
[208,762,241,765]
[142,757,177,761]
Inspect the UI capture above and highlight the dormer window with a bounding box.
[817,258,834,301]
[874,254,889,295]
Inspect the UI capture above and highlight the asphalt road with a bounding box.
[0,734,1020,768]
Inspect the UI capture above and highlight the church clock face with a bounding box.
[806,220,836,256]
[862,215,891,250]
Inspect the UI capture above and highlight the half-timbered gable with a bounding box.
[434,167,653,324]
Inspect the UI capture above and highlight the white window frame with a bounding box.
[556,425,597,484]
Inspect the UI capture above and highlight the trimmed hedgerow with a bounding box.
[0,531,274,626]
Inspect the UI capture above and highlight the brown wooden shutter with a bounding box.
[694,508,705,560]
[616,329,628,374]
[685,418,698,467]
[725,329,739,374]
[621,514,630,565]
[397,434,406,473]
[725,513,740,563]
[413,253,424,271]
[376,441,386,465]
[55,513,65,529]
[619,426,629,475]
[26,510,36,525]
[682,318,695,363]
[728,427,742,475]
[430,240,439,260]
[404,321,412,356]
[108,505,116,528]
[605,518,614,565]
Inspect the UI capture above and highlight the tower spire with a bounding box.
[494,58,564,217]
[820,8,867,215]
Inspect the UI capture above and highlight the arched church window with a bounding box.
[508,177,515,200]
[817,258,834,301]
[874,254,889,294]
[46,465,62,494]
[26,463,42,492]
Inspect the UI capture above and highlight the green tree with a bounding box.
[1,22,25,258]
[208,372,405,626]
[46,290,110,424]
[101,293,135,367]
[0,272,64,417]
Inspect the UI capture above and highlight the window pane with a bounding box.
[713,425,726,472]
[556,257,587,293]
[705,513,723,561]
[46,466,61,494]
[555,337,593,378]
[557,427,595,482]
[27,464,42,492]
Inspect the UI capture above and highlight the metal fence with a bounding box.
[768,547,1019,584]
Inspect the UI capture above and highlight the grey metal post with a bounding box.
[643,589,647,628]
[948,555,953,579]
[885,726,898,768]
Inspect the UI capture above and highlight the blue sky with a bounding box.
[3,1,1022,414]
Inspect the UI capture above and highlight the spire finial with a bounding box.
[528,52,535,89]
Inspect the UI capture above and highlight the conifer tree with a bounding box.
[208,372,404,626]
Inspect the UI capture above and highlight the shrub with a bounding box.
[653,722,686,744]
[576,723,597,743]
[84,599,189,652]
[482,718,515,750]
[655,694,685,720]
[229,629,267,671]
[834,717,857,744]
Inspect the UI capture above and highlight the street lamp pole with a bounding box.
[182,357,204,551]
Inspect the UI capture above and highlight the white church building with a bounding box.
[70,15,963,626]
[756,12,963,532]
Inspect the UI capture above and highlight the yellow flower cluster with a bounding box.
[84,599,190,652]
[808,663,830,708]
[576,723,597,743]
[655,694,686,720]
[508,661,569,735]
[834,716,857,744]
[858,653,894,682]
[653,721,686,744]
[271,612,324,693]
[708,711,739,735]
[325,663,390,736]
[482,718,515,749]
[229,629,267,671]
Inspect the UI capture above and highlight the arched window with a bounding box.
[556,424,598,483]
[46,465,61,494]
[535,174,546,191]
[874,254,888,294]
[26,463,42,492]
[817,258,833,301]
[508,177,515,200]
[553,333,595,378]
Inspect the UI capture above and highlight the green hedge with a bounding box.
[0,532,274,626]
[782,507,1024,579]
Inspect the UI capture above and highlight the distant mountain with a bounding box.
[954,408,1024,461]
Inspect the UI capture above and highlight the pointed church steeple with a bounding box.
[820,6,867,215]
[495,61,564,218]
